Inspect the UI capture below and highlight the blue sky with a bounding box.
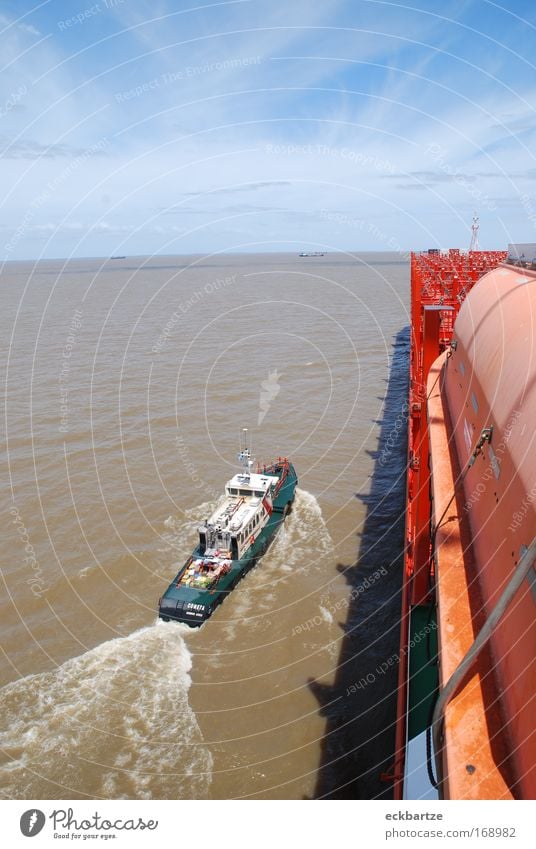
[1,0,535,259]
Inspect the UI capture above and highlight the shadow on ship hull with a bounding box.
[311,326,409,799]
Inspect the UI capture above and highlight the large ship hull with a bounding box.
[390,249,536,799]
[158,460,298,626]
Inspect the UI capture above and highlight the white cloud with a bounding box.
[1,0,535,258]
[0,13,41,37]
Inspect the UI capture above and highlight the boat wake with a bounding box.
[0,622,213,799]
[268,487,333,573]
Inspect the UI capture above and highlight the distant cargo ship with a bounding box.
[299,251,325,257]
[389,245,536,799]
[158,430,297,626]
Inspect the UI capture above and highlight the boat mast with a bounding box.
[237,427,253,480]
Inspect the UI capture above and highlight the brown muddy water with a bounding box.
[0,252,409,799]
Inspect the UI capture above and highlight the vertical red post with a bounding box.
[411,306,443,605]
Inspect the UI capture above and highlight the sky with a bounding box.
[1,0,535,259]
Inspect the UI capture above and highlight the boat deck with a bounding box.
[177,551,232,590]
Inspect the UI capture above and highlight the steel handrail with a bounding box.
[432,536,536,796]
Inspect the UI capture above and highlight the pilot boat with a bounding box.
[158,430,298,626]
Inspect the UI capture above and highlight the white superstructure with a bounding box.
[198,431,277,560]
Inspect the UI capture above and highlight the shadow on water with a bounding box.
[311,326,410,799]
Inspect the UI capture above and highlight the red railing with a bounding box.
[258,457,291,495]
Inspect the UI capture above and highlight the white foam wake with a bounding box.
[269,487,333,571]
[0,622,213,799]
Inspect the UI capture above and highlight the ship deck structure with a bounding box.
[393,247,536,799]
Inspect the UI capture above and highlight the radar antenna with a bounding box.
[469,212,480,252]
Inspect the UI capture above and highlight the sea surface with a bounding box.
[0,252,409,799]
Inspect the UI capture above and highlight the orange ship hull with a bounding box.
[393,250,536,799]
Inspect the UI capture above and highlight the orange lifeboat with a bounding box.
[427,262,536,798]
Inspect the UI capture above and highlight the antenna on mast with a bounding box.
[237,428,254,479]
[469,212,480,252]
